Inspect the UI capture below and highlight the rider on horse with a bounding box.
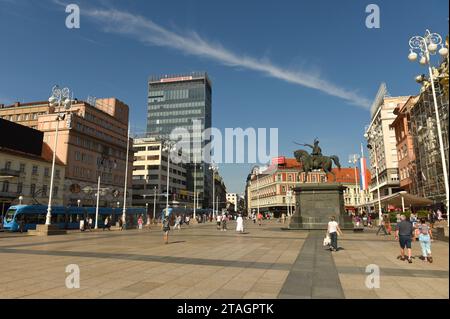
[302,138,322,167]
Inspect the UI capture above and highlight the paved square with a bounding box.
[0,220,448,299]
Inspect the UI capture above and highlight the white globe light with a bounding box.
[48,96,57,104]
[428,42,438,53]
[408,51,418,62]
[439,46,449,56]
[419,56,427,65]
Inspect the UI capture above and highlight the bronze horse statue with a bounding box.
[294,149,341,182]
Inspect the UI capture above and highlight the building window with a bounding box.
[32,165,38,175]
[55,169,60,178]
[17,182,23,194]
[44,167,50,177]
[42,185,48,197]
[53,186,58,196]
[4,161,11,170]
[30,184,36,196]
[19,163,26,173]
[2,181,9,193]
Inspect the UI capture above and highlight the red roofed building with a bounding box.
[246,157,373,217]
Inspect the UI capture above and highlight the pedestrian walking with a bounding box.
[174,215,182,230]
[367,214,372,228]
[162,215,170,244]
[103,216,110,231]
[88,217,93,231]
[395,214,414,263]
[418,218,433,263]
[185,215,190,226]
[281,212,286,224]
[216,214,222,230]
[376,214,388,236]
[79,219,85,232]
[257,212,263,226]
[327,216,343,252]
[437,209,443,223]
[221,213,228,231]
[236,214,244,233]
[118,217,123,231]
[138,216,143,230]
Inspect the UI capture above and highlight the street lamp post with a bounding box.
[349,154,361,213]
[365,131,383,224]
[77,199,81,207]
[94,174,101,229]
[19,195,23,205]
[193,155,197,221]
[408,30,449,226]
[162,139,176,217]
[209,163,218,218]
[121,124,131,228]
[286,189,292,217]
[46,85,73,225]
[252,166,261,217]
[153,186,157,222]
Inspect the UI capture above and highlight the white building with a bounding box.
[226,193,239,210]
[131,137,194,216]
[365,84,409,200]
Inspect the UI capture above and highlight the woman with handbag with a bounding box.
[327,216,343,252]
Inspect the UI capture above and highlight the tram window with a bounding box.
[51,214,57,223]
[57,215,65,223]
[5,209,16,222]
[26,214,38,224]
[38,214,46,224]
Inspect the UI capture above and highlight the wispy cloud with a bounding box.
[60,2,371,108]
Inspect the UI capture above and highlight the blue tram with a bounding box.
[2,205,146,232]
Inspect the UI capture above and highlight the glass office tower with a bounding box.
[147,72,212,208]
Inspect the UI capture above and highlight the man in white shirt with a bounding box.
[327,216,343,251]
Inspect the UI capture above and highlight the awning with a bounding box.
[359,191,433,209]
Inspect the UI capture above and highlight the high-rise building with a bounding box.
[147,72,212,208]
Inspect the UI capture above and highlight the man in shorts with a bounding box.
[395,214,414,263]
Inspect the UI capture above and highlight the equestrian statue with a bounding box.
[293,138,341,182]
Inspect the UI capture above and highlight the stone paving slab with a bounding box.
[0,221,447,299]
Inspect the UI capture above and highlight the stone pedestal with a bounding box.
[289,183,353,230]
[28,224,67,236]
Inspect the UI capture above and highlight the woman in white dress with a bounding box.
[236,214,244,233]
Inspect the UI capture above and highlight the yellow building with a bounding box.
[0,147,65,215]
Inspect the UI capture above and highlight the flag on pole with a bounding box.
[360,143,369,190]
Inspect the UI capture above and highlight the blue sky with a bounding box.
[0,0,448,194]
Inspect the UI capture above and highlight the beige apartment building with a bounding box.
[132,137,193,216]
[365,84,410,200]
[0,98,132,207]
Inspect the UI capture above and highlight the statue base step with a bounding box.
[28,224,67,236]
